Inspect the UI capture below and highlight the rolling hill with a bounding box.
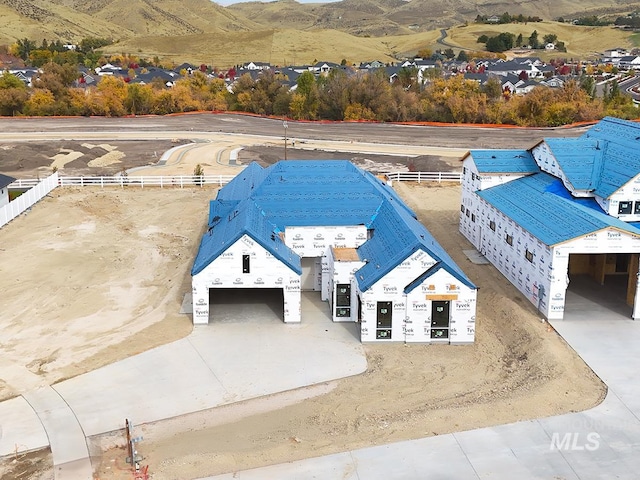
[1,0,640,66]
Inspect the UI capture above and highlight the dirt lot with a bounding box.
[0,180,605,479]
[0,140,188,178]
[0,187,214,401]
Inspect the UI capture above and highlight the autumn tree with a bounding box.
[0,72,28,115]
[316,68,351,120]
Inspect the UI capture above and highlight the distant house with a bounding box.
[487,15,500,23]
[130,69,180,87]
[8,69,37,86]
[244,61,271,71]
[618,56,640,69]
[545,43,555,50]
[0,174,16,209]
[541,76,566,88]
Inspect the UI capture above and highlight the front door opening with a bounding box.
[431,300,450,339]
[376,301,392,339]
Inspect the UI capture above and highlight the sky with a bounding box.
[214,0,342,6]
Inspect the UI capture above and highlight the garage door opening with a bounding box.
[208,288,285,323]
[567,253,637,317]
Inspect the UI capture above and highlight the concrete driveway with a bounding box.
[203,279,640,480]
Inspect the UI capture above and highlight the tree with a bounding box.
[193,164,204,186]
[317,68,350,120]
[397,66,418,91]
[443,48,455,59]
[457,50,469,61]
[295,71,319,119]
[481,77,503,101]
[14,38,36,61]
[477,34,489,44]
[543,34,557,45]
[528,30,540,49]
[486,33,515,53]
[417,48,432,59]
[516,33,523,47]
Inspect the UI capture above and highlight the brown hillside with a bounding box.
[2,0,640,66]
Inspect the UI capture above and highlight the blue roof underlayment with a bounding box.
[192,198,302,276]
[469,150,538,174]
[192,160,475,292]
[478,172,640,246]
[547,116,640,198]
[357,199,476,291]
[470,117,640,245]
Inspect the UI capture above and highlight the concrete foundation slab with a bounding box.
[463,249,490,265]
[0,396,49,457]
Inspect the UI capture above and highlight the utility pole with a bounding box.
[283,120,288,160]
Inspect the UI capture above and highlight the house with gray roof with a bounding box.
[192,160,477,344]
[0,174,15,209]
[460,117,640,320]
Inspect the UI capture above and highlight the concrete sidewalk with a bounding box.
[203,284,640,479]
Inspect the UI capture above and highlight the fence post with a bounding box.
[180,176,184,189]
[160,177,163,189]
[418,172,421,184]
[101,177,104,188]
[438,172,442,183]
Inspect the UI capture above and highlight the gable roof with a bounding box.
[468,150,538,174]
[0,173,15,189]
[191,198,301,276]
[193,161,473,292]
[477,172,640,246]
[544,117,640,198]
[356,199,475,291]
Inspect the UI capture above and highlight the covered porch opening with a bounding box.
[566,253,639,318]
[208,288,285,323]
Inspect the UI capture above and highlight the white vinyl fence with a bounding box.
[383,171,462,183]
[9,175,236,189]
[1,172,59,228]
[7,172,462,191]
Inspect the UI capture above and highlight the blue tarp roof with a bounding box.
[469,150,538,174]
[192,160,474,291]
[478,172,640,246]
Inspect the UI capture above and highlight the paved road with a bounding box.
[0,114,589,150]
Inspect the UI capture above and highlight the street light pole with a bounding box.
[283,120,288,160]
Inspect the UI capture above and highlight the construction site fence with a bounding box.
[7,171,463,191]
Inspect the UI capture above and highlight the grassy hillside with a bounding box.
[446,21,634,59]
[102,29,416,66]
[1,0,640,66]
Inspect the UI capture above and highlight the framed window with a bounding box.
[463,167,467,174]
[242,254,250,273]
[460,204,465,213]
[471,213,476,222]
[505,234,513,246]
[635,202,640,215]
[525,250,534,263]
[489,220,496,231]
[466,209,470,217]
[619,201,633,215]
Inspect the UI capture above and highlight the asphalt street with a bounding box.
[0,114,590,150]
